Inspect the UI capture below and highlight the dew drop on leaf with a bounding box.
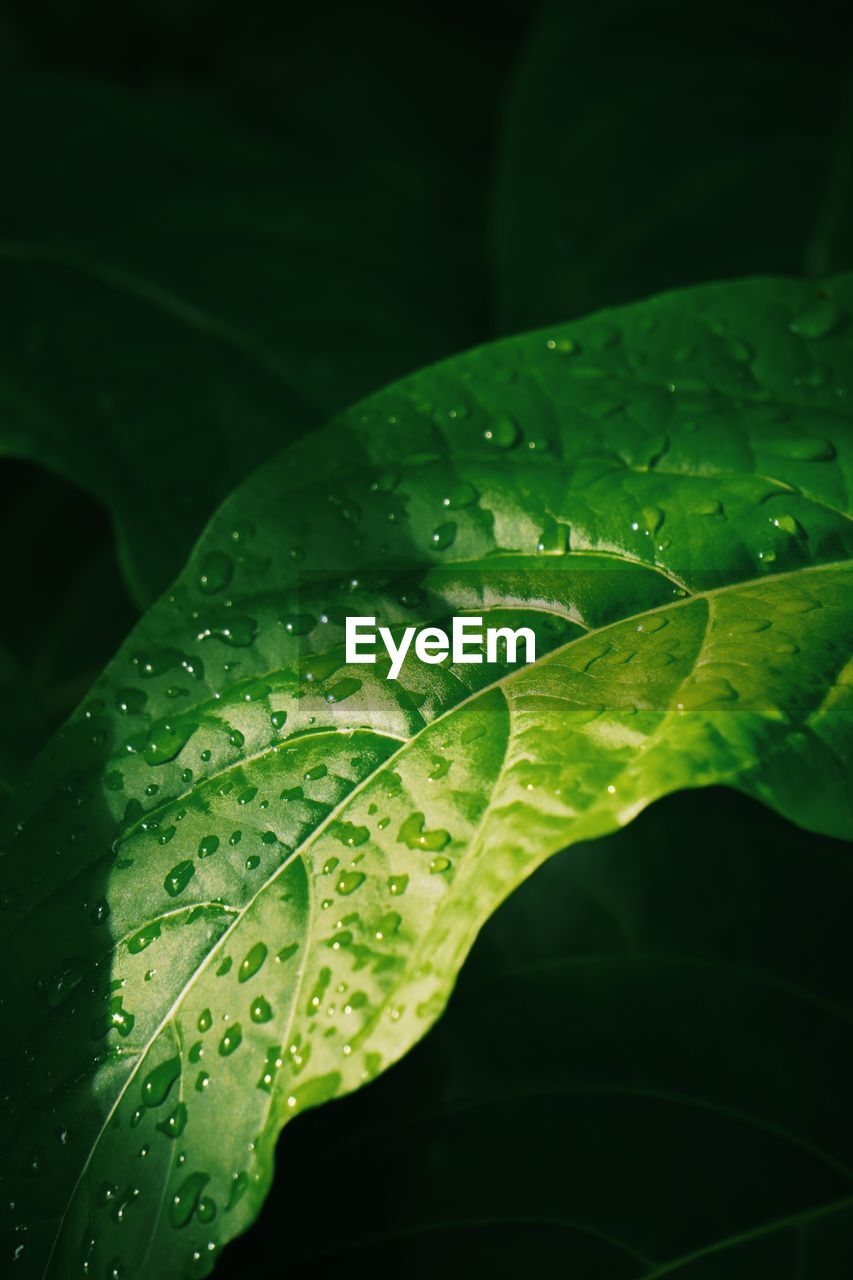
[197,551,233,595]
[164,861,195,897]
[238,943,268,983]
[219,1024,243,1056]
[431,521,457,550]
[250,997,273,1024]
[483,414,520,448]
[790,298,843,339]
[141,1057,181,1108]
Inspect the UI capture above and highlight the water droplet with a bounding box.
[238,942,268,983]
[536,518,570,555]
[336,870,366,896]
[431,521,457,551]
[133,648,181,679]
[197,1196,217,1224]
[197,551,233,595]
[771,514,807,539]
[283,612,316,636]
[115,687,147,716]
[643,506,664,535]
[143,721,197,766]
[442,481,479,509]
[635,615,669,634]
[250,997,273,1024]
[676,677,738,710]
[141,1057,181,1108]
[429,856,451,874]
[375,912,401,940]
[231,519,255,543]
[305,764,328,781]
[562,704,603,724]
[128,921,161,954]
[198,1008,212,1032]
[483,415,520,448]
[156,1102,188,1139]
[219,1024,243,1056]
[546,335,580,355]
[169,1172,210,1228]
[790,298,844,339]
[90,898,110,926]
[332,821,370,847]
[198,615,257,648]
[198,835,220,859]
[766,437,836,462]
[388,875,409,896]
[397,813,451,851]
[325,677,362,703]
[164,861,195,897]
[226,1171,249,1211]
[728,617,771,635]
[306,969,333,1015]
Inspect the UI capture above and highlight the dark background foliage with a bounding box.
[1,1,851,1274]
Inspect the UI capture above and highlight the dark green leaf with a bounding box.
[1,275,851,1278]
[0,641,46,801]
[0,67,483,602]
[494,0,853,331]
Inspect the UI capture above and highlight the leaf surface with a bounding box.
[1,275,851,1278]
[227,788,853,1278]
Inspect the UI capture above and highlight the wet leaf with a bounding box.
[225,788,853,1278]
[1,275,851,1278]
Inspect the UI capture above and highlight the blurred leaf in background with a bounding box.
[0,2,518,605]
[0,638,45,798]
[493,0,853,330]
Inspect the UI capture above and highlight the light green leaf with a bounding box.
[225,787,853,1277]
[1,275,851,1278]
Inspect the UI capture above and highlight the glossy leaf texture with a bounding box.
[1,274,852,1278]
[224,788,853,1278]
[0,66,484,602]
[493,0,853,332]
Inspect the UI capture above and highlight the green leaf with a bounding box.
[0,71,483,602]
[1,274,851,1278]
[0,641,46,802]
[230,787,853,1278]
[0,461,138,731]
[494,0,853,332]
